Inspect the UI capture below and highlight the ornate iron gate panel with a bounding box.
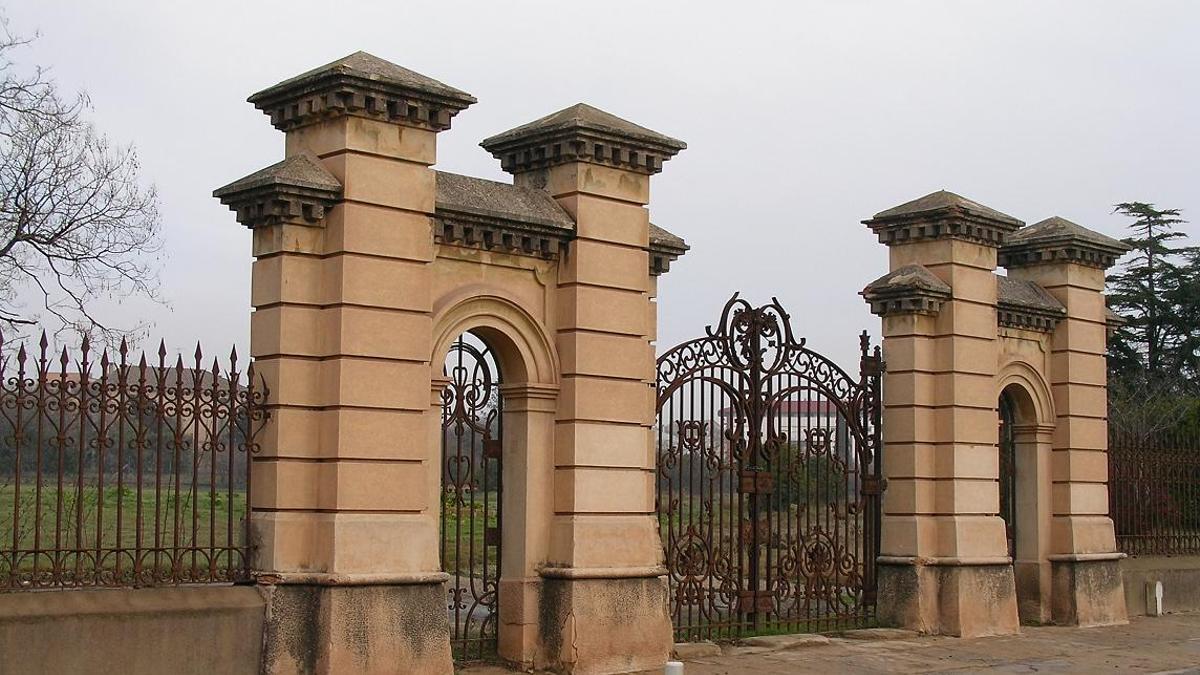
[441,332,502,661]
[656,295,883,641]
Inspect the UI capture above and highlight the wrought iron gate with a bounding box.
[441,332,502,661]
[655,295,883,641]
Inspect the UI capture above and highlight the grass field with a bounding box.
[441,490,498,575]
[0,484,247,560]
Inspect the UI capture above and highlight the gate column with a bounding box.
[862,192,1023,636]
[216,53,475,674]
[482,104,685,673]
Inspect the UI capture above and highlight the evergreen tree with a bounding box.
[1106,203,1193,378]
[1106,203,1199,433]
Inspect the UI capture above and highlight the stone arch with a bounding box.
[430,287,560,663]
[996,360,1054,426]
[996,359,1056,624]
[431,288,559,387]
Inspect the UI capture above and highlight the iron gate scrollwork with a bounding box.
[656,295,883,641]
[441,332,502,661]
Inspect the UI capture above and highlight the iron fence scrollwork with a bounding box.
[0,331,268,590]
[656,295,883,641]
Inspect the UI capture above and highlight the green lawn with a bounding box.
[1,483,247,573]
[440,490,498,576]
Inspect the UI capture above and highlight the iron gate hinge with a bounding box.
[861,476,888,495]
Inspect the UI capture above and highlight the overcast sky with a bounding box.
[7,1,1199,367]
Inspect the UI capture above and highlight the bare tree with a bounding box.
[0,13,161,338]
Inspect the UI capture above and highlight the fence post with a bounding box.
[215,52,475,674]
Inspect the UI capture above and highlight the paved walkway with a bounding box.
[461,613,1200,674]
[675,614,1200,674]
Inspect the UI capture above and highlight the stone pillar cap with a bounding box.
[864,190,1023,246]
[999,216,1131,269]
[213,151,341,228]
[861,264,952,316]
[480,103,686,175]
[248,51,476,132]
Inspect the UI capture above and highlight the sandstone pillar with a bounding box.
[1000,217,1131,626]
[215,52,475,675]
[482,104,685,673]
[862,192,1023,636]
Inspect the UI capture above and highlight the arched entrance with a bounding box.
[997,381,1054,624]
[441,331,503,660]
[998,391,1018,559]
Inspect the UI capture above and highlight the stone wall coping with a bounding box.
[255,571,451,586]
[877,555,1013,566]
[1047,552,1127,562]
[538,565,667,580]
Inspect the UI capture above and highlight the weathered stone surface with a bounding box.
[213,152,342,229]
[249,51,476,132]
[1000,216,1131,269]
[740,634,832,651]
[260,583,452,675]
[997,274,1066,331]
[672,641,722,659]
[538,576,672,674]
[838,628,920,640]
[0,586,265,675]
[482,103,685,175]
[862,264,952,316]
[864,190,1023,246]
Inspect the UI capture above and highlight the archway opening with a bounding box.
[998,382,1051,624]
[441,331,503,661]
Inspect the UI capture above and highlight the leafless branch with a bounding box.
[0,12,162,342]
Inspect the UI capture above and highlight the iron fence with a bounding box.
[0,332,268,590]
[1109,426,1200,556]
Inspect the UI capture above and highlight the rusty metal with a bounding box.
[656,294,883,642]
[1109,426,1200,557]
[0,331,267,590]
[440,332,502,662]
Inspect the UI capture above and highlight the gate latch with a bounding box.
[483,439,502,459]
[738,469,774,495]
[485,526,500,546]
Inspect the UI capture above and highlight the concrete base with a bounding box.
[261,582,452,675]
[1014,559,1052,624]
[1121,555,1200,616]
[1051,558,1128,627]
[877,562,1020,637]
[538,575,672,675]
[0,585,264,675]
